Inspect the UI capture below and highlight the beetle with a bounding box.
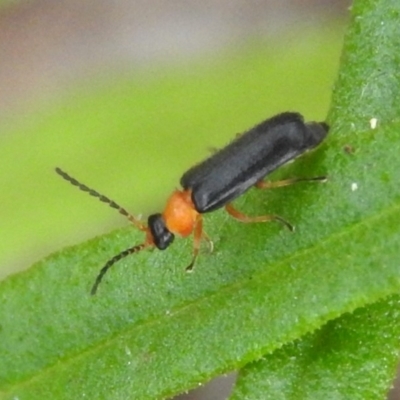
[56,111,328,294]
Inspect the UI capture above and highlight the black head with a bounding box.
[148,213,175,250]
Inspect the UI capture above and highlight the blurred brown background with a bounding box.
[0,0,347,120]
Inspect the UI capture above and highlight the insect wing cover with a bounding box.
[180,112,328,213]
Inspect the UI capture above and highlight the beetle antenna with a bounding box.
[55,167,145,230]
[91,243,148,295]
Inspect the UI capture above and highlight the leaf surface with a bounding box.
[231,0,400,398]
[1,1,400,399]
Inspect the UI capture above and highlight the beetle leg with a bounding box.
[202,231,214,253]
[256,176,326,189]
[225,203,294,231]
[186,215,204,272]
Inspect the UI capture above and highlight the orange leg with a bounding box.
[186,215,204,272]
[201,230,214,253]
[256,176,326,189]
[225,203,294,231]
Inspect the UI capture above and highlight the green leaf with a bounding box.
[1,120,400,399]
[330,0,400,131]
[231,0,400,398]
[231,295,400,400]
[1,2,399,400]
